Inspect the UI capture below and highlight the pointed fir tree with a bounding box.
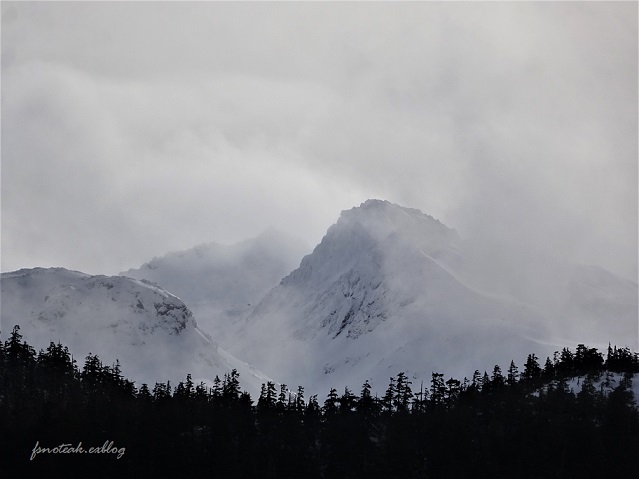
[295,386,305,414]
[194,381,208,402]
[470,369,483,392]
[522,353,542,383]
[558,347,574,375]
[445,378,461,404]
[6,325,36,366]
[430,372,446,407]
[381,377,395,413]
[357,379,376,416]
[412,381,428,414]
[324,388,339,416]
[257,381,277,410]
[222,369,241,402]
[174,381,188,400]
[277,384,288,412]
[507,360,519,386]
[340,386,357,414]
[184,373,194,399]
[257,383,268,410]
[306,394,320,417]
[543,356,555,379]
[138,383,152,401]
[490,365,504,388]
[394,372,413,413]
[211,375,222,399]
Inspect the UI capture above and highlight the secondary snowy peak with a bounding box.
[0,268,271,396]
[121,228,309,346]
[128,227,306,283]
[1,267,192,336]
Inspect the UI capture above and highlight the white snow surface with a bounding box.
[557,372,639,405]
[0,267,272,397]
[229,200,638,396]
[2,200,636,400]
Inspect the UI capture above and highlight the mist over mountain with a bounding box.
[0,267,271,397]
[228,200,637,395]
[1,200,635,399]
[121,228,309,347]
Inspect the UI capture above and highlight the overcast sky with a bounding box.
[1,1,637,280]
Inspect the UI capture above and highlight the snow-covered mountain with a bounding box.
[230,199,638,396]
[2,201,635,399]
[0,267,272,397]
[121,228,309,348]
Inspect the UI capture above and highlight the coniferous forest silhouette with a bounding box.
[1,324,638,478]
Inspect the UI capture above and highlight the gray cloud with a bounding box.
[1,1,636,280]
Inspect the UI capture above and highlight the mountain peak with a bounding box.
[235,199,637,396]
[121,229,309,346]
[359,198,392,209]
[329,199,459,256]
[345,199,449,226]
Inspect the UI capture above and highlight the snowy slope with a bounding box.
[0,267,271,397]
[451,239,638,349]
[121,228,309,348]
[231,200,638,396]
[564,372,639,400]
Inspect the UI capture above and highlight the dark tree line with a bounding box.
[1,324,638,478]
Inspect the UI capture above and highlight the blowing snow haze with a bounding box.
[0,1,637,395]
[1,3,638,473]
[228,200,638,395]
[121,228,310,347]
[2,199,636,397]
[1,1,637,283]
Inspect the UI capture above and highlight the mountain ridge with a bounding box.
[121,228,309,347]
[229,200,637,395]
[2,200,635,398]
[0,267,272,397]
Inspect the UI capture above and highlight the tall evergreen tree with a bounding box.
[211,375,222,399]
[522,353,542,383]
[6,325,36,365]
[506,360,519,386]
[430,372,446,407]
[223,369,240,402]
[295,386,305,414]
[277,383,288,412]
[257,381,277,411]
[324,388,339,416]
[543,356,555,379]
[470,369,483,392]
[138,383,152,400]
[357,380,377,416]
[394,372,413,413]
[412,381,428,414]
[382,377,395,413]
[490,365,504,388]
[445,378,461,404]
[340,386,357,414]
